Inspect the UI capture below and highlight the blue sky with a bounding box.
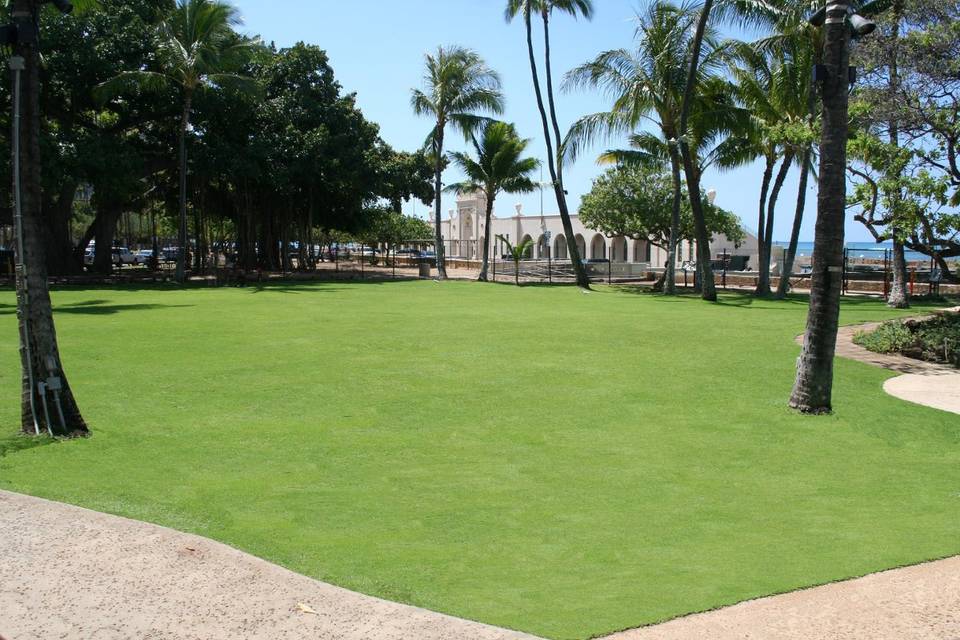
[232,0,872,243]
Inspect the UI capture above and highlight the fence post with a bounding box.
[608,258,612,285]
[360,243,364,278]
[722,248,727,289]
[392,245,396,279]
[883,248,890,300]
[842,248,848,295]
[548,247,552,284]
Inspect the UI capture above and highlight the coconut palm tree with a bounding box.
[446,122,540,281]
[505,0,593,288]
[563,0,730,295]
[411,46,504,280]
[96,0,258,283]
[727,42,813,296]
[722,1,823,299]
[10,0,99,436]
[497,235,536,285]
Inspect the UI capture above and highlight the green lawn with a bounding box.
[1,281,958,639]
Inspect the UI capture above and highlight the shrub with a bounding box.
[854,314,960,368]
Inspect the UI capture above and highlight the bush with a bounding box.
[854,314,960,368]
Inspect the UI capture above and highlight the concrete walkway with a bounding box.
[0,490,535,640]
[603,556,960,640]
[802,314,960,415]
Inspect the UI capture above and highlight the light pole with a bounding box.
[791,0,889,413]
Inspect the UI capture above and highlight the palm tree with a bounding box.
[505,0,593,289]
[446,122,540,281]
[563,0,729,295]
[676,0,720,301]
[790,3,852,413]
[411,46,504,280]
[498,235,536,285]
[96,0,257,283]
[727,42,812,296]
[10,0,96,436]
[722,1,823,299]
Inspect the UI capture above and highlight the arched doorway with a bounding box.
[611,236,628,262]
[519,234,534,259]
[590,234,606,260]
[575,234,586,260]
[537,235,549,259]
[633,239,651,263]
[553,234,567,259]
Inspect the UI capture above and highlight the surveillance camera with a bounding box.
[49,0,73,14]
[849,13,876,36]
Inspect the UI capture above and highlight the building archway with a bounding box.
[633,239,651,263]
[574,234,586,260]
[553,234,567,260]
[590,234,607,260]
[519,234,534,259]
[537,234,549,259]
[611,236,628,262]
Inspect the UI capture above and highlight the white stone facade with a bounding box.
[434,192,767,271]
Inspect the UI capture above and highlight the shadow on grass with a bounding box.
[0,431,56,459]
[50,300,195,315]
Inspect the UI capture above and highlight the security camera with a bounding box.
[849,13,876,36]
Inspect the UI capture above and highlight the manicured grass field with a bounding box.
[1,281,958,639]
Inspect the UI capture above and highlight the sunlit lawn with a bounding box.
[1,281,958,639]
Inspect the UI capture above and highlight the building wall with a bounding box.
[435,193,763,269]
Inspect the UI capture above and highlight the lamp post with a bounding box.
[791,0,889,414]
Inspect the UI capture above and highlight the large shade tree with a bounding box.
[505,0,593,288]
[96,0,258,282]
[446,121,540,281]
[411,46,504,280]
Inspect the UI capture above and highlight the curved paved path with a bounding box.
[0,490,535,640]
[802,312,960,415]
[603,556,960,640]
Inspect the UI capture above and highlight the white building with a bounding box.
[434,192,768,273]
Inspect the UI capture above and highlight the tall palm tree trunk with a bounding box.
[759,150,795,295]
[524,8,589,288]
[776,146,812,298]
[432,129,447,279]
[176,92,193,283]
[665,145,683,294]
[478,194,494,281]
[12,0,88,436]
[755,155,775,295]
[678,0,717,301]
[790,5,851,413]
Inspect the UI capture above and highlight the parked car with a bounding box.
[135,249,156,266]
[112,247,138,266]
[161,247,180,262]
[83,248,95,266]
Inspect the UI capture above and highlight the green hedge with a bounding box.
[855,314,960,368]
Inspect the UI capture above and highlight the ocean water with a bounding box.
[774,241,947,263]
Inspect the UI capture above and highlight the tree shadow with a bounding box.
[54,300,195,315]
[0,431,56,459]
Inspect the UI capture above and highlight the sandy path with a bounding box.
[0,490,536,640]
